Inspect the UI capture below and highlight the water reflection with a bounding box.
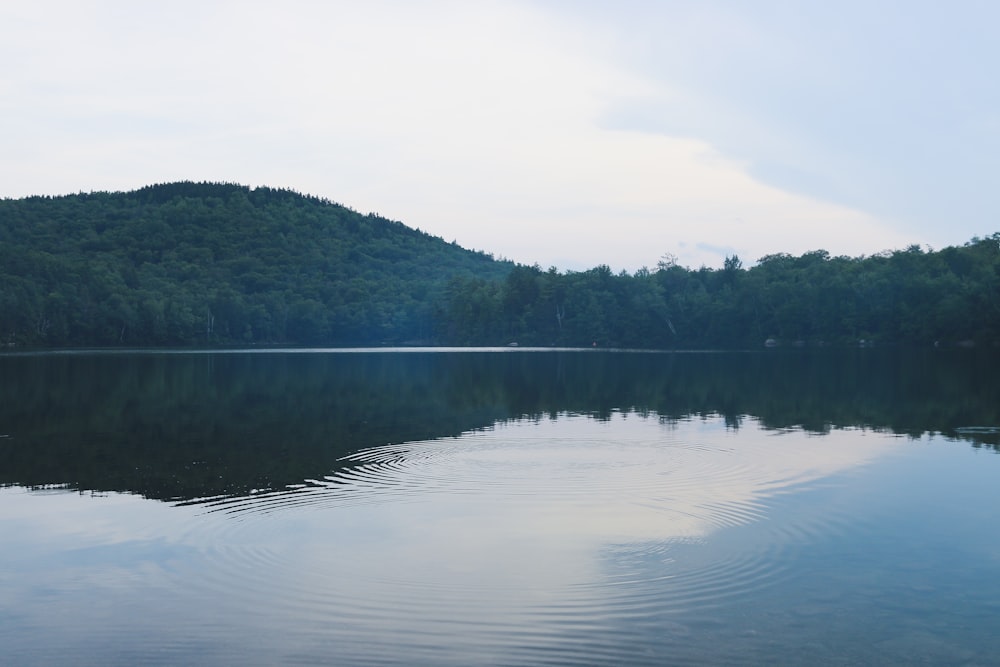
[184,415,902,625]
[4,350,1000,665]
[1,348,998,500]
[197,414,895,541]
[0,415,904,665]
[5,414,998,666]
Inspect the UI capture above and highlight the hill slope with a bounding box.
[0,182,512,346]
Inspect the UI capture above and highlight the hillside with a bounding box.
[3,181,1000,349]
[0,182,512,346]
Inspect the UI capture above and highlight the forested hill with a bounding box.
[3,181,1000,349]
[0,182,512,346]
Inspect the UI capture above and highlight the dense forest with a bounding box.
[2,181,999,348]
[0,182,511,346]
[446,239,1000,348]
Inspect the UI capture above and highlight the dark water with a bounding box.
[2,348,1000,666]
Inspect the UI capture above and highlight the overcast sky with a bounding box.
[2,1,997,271]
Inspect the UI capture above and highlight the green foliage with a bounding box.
[439,235,1000,348]
[2,182,999,348]
[0,182,511,346]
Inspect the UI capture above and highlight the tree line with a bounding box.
[440,241,1000,348]
[2,181,999,348]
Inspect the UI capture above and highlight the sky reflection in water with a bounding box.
[6,412,983,666]
[3,349,1000,665]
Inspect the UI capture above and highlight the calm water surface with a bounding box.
[2,349,1000,665]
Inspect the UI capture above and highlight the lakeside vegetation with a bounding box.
[2,181,999,348]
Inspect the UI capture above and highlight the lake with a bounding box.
[2,348,1000,666]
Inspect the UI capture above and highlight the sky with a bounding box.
[2,0,998,271]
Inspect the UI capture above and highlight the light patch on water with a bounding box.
[0,414,913,666]
[180,414,906,650]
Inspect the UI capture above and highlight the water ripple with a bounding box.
[168,414,899,664]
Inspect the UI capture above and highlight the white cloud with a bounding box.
[0,1,927,270]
